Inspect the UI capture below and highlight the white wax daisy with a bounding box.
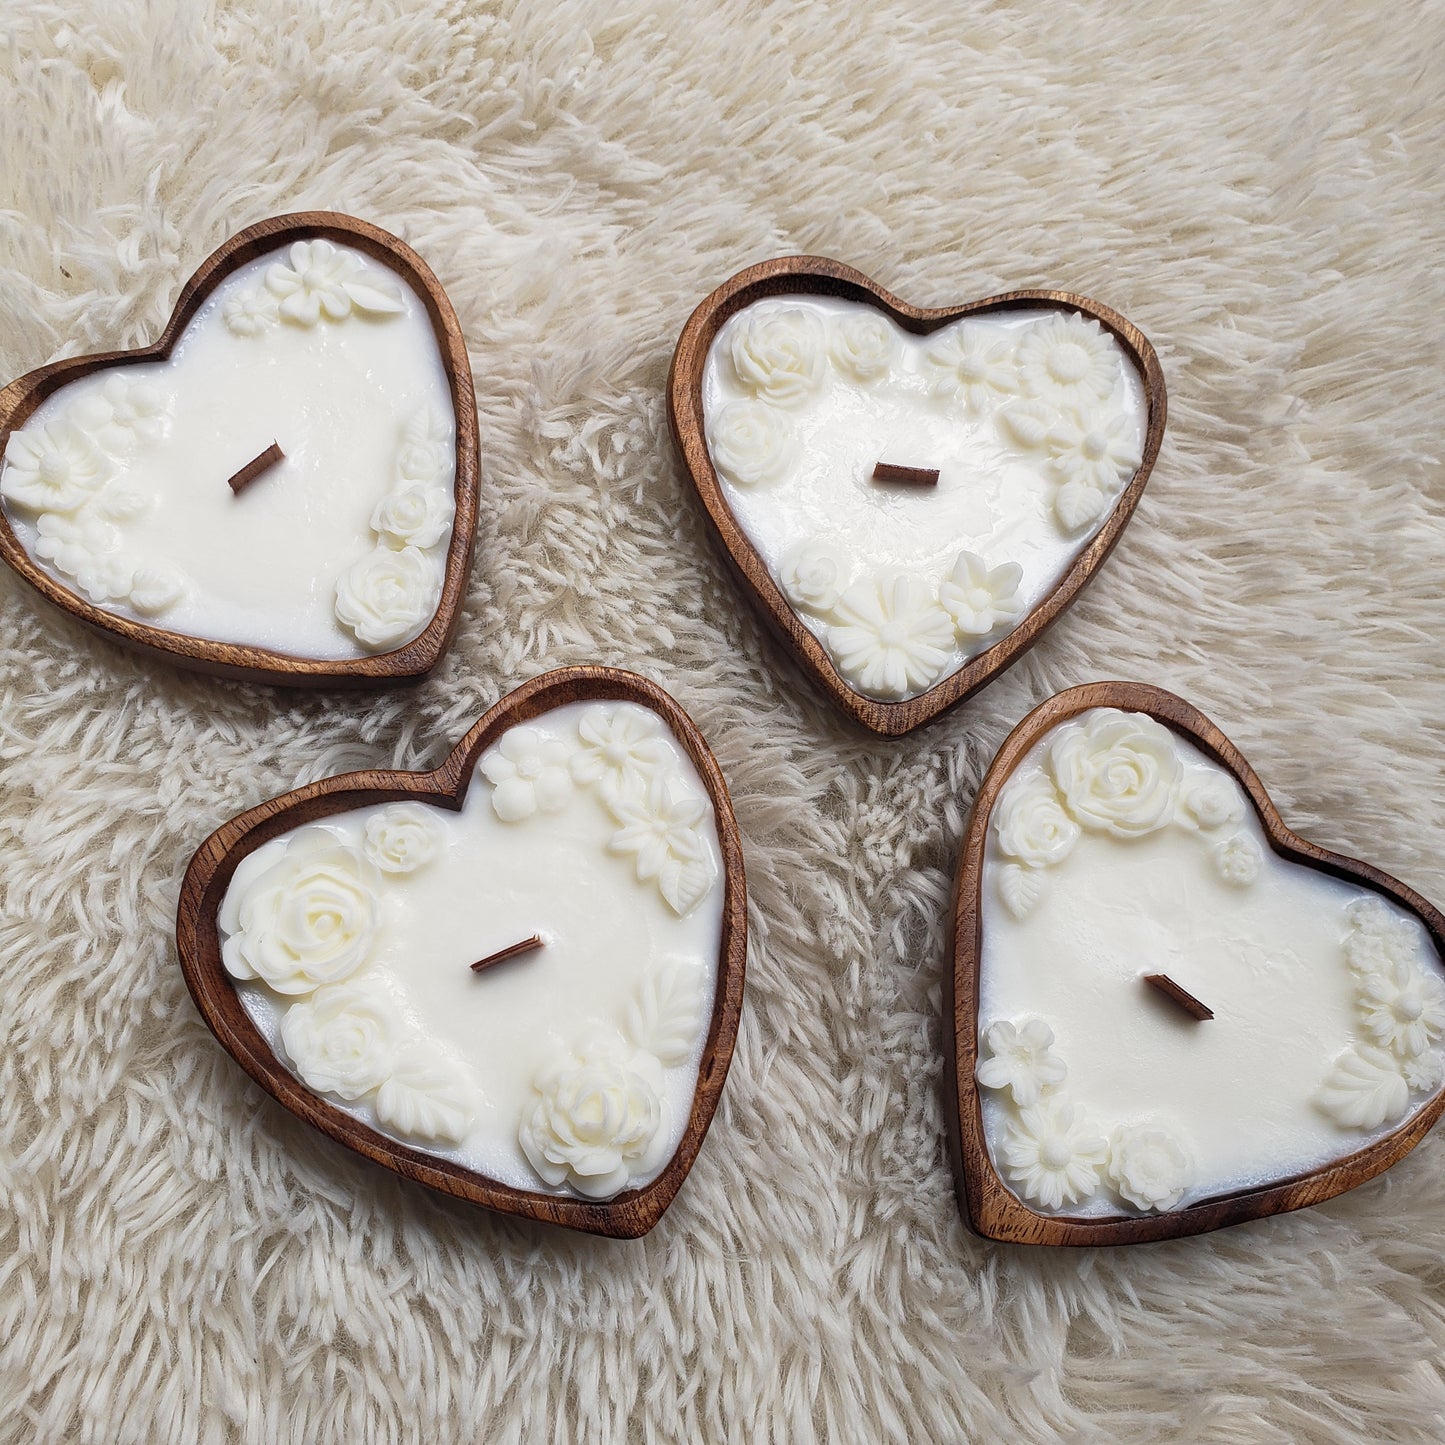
[1000,1098,1108,1211]
[1358,958,1445,1059]
[828,574,955,700]
[571,704,673,797]
[975,1018,1067,1106]
[1046,411,1142,494]
[1017,314,1118,409]
[922,326,1018,413]
[1,420,108,514]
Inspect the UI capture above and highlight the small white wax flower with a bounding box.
[975,1018,1067,1106]
[607,776,715,916]
[1176,773,1245,832]
[725,306,827,405]
[938,550,1024,639]
[1315,1045,1411,1130]
[370,482,454,551]
[828,574,955,700]
[923,326,1019,414]
[1047,709,1181,838]
[1046,411,1142,494]
[1403,1052,1445,1094]
[1016,314,1118,409]
[218,828,380,995]
[571,704,672,797]
[1000,1098,1108,1211]
[95,485,155,523]
[1,420,108,514]
[280,981,398,1099]
[334,545,439,650]
[481,728,574,822]
[518,1030,669,1199]
[778,537,851,615]
[1343,897,1423,979]
[97,373,170,447]
[1358,957,1445,1059]
[362,802,442,874]
[993,772,1080,870]
[1105,1124,1193,1212]
[706,400,798,489]
[828,311,897,382]
[1213,834,1262,887]
[223,285,279,336]
[266,239,404,326]
[33,513,120,582]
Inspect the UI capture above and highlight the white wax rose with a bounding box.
[706,400,797,489]
[1047,709,1181,838]
[827,311,897,382]
[1176,773,1244,832]
[370,483,453,551]
[726,306,827,405]
[778,538,851,614]
[1105,1124,1193,1212]
[280,981,398,1099]
[219,828,381,995]
[362,802,442,874]
[1213,833,1262,887]
[993,772,1080,869]
[334,545,439,650]
[518,1031,669,1199]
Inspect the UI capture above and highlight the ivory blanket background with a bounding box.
[2,2,1443,1440]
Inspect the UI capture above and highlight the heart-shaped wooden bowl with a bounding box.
[947,681,1445,1245]
[176,667,747,1237]
[667,258,1167,736]
[0,211,479,687]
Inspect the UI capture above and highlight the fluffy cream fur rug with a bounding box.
[3,1,1445,1440]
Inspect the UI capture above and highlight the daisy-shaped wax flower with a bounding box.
[606,776,715,915]
[938,550,1024,639]
[1000,1098,1108,1211]
[265,239,404,326]
[1358,957,1445,1059]
[571,704,673,798]
[1,419,107,514]
[93,374,170,448]
[1045,411,1141,494]
[223,286,280,337]
[479,727,574,823]
[828,574,955,700]
[922,325,1019,414]
[976,1018,1066,1106]
[1017,314,1118,410]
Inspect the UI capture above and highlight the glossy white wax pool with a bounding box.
[220,701,726,1201]
[701,297,1147,701]
[977,708,1445,1218]
[1,239,456,659]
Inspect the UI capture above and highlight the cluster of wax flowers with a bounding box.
[218,806,476,1145]
[221,238,406,335]
[0,374,188,617]
[990,708,1262,921]
[1313,898,1445,1130]
[976,1018,1195,1213]
[705,303,1141,701]
[333,407,453,650]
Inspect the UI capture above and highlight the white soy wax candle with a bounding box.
[0,239,456,659]
[976,708,1445,1217]
[217,700,726,1201]
[701,297,1147,701]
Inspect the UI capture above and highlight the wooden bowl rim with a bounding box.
[175,666,748,1238]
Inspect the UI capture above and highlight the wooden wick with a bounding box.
[872,462,939,487]
[1142,973,1213,1021]
[227,441,285,495]
[471,935,544,974]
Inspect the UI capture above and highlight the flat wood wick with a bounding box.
[470,935,544,974]
[872,462,939,487]
[227,441,285,496]
[1143,973,1213,1021]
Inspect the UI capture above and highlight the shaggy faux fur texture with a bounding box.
[1,1,1444,1441]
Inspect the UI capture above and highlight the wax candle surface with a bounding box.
[0,240,456,658]
[977,708,1445,1217]
[219,701,725,1201]
[701,298,1147,701]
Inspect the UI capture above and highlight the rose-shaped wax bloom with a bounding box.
[726,306,827,405]
[1047,710,1181,838]
[827,312,897,383]
[362,802,441,874]
[706,401,798,489]
[370,483,453,551]
[1213,833,1262,887]
[219,828,381,994]
[334,544,439,649]
[518,1032,669,1199]
[993,774,1079,869]
[1106,1125,1193,1212]
[280,981,397,1099]
[778,538,850,614]
[1177,773,1244,832]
